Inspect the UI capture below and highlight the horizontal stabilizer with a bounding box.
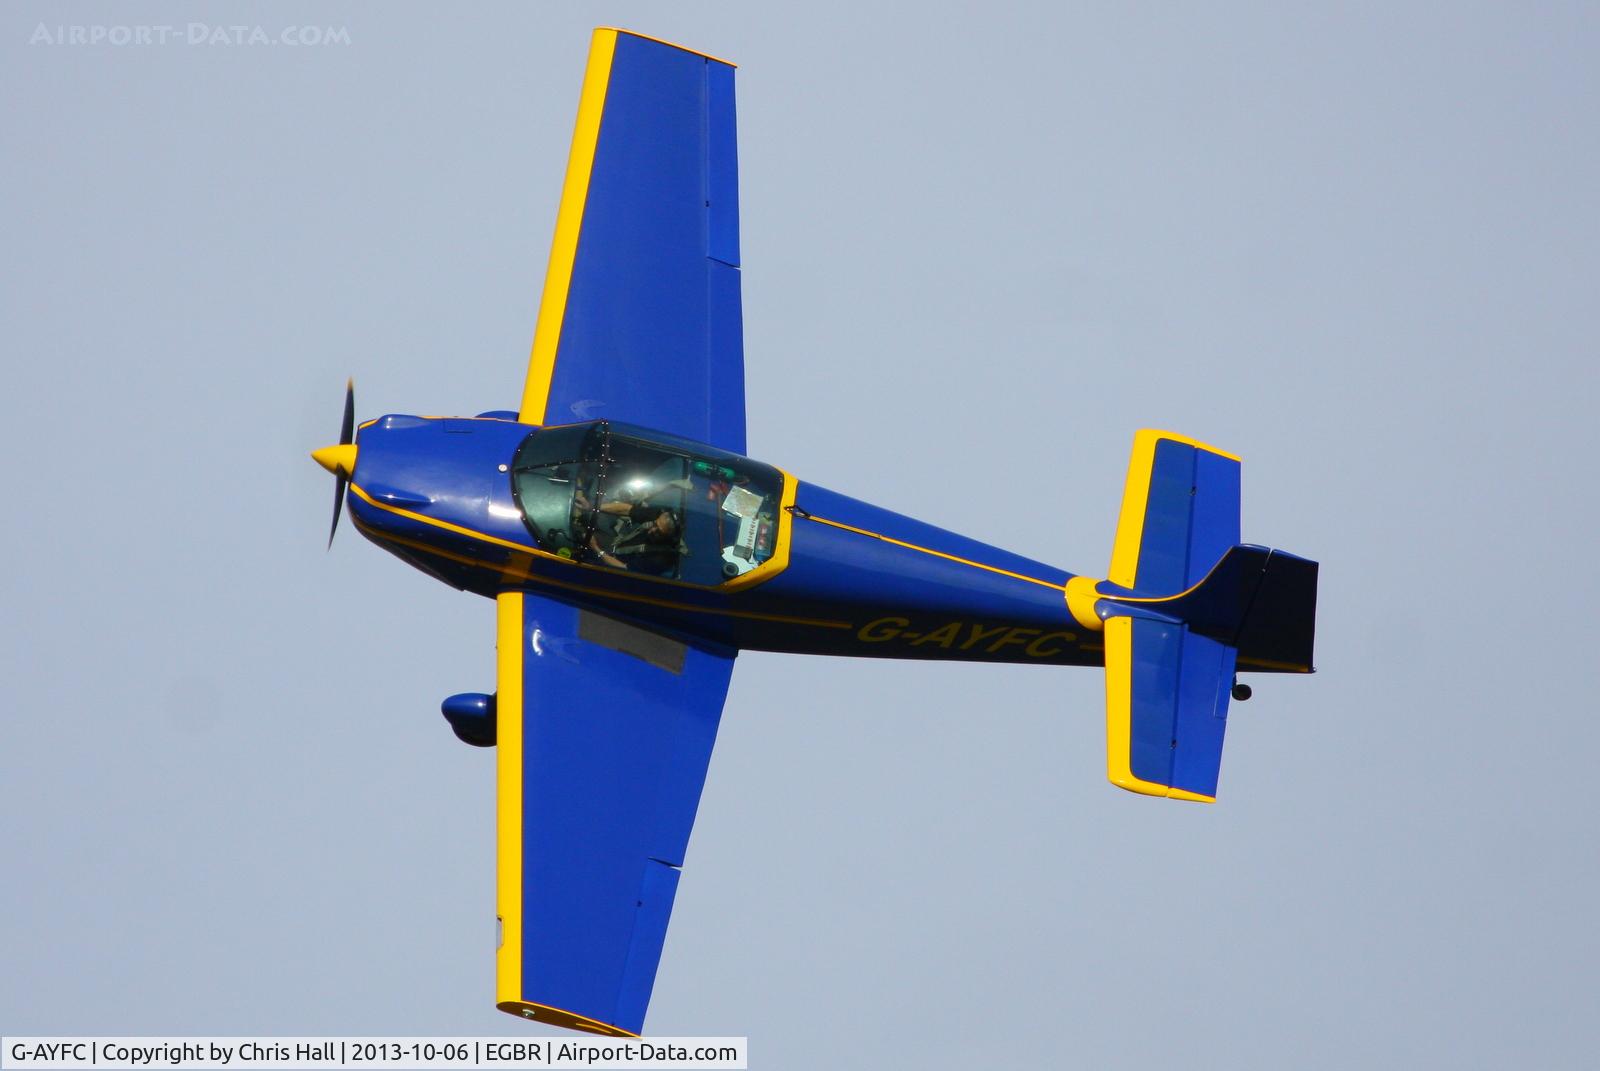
[1104,615,1235,801]
[1109,430,1241,594]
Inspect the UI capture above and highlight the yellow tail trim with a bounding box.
[1064,575,1103,631]
[1107,429,1241,589]
[1103,616,1215,804]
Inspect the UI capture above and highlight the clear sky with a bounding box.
[4,3,1598,1067]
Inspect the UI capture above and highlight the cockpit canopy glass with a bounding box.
[510,422,785,586]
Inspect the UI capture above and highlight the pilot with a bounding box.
[590,505,681,574]
[575,491,683,575]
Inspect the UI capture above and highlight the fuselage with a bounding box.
[345,414,1102,667]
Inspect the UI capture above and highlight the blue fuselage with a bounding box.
[347,415,1099,667]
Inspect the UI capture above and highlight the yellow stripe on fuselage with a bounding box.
[798,513,1068,594]
[349,467,797,594]
[348,483,546,558]
[351,515,853,631]
[519,29,618,425]
[495,592,525,1005]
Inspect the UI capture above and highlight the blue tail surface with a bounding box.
[1095,431,1318,802]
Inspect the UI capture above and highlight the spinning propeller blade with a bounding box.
[311,379,358,547]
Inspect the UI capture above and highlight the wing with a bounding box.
[519,28,745,454]
[494,591,733,1035]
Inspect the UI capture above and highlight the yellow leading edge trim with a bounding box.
[1103,616,1216,803]
[493,599,643,1037]
[520,28,618,425]
[1107,429,1242,590]
[495,592,525,1008]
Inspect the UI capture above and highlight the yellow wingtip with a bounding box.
[496,999,639,1037]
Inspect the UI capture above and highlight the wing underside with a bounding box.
[519,28,745,454]
[495,591,733,1035]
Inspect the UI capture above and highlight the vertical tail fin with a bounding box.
[1095,430,1318,802]
[1147,545,1319,672]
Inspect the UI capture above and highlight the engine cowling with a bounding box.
[441,692,496,747]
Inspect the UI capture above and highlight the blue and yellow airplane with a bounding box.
[311,28,1319,1037]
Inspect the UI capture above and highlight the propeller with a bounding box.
[311,379,358,547]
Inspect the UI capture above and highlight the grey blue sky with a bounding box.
[4,3,1598,1068]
